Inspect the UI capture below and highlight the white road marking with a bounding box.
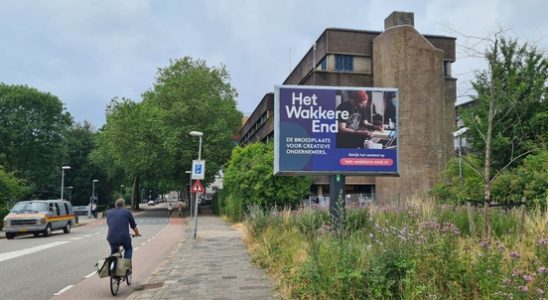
[134,247,140,251]
[70,237,83,240]
[83,234,93,238]
[0,241,69,263]
[85,271,97,278]
[53,285,73,295]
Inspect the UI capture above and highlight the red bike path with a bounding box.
[50,218,185,300]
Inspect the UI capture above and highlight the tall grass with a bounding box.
[244,200,548,299]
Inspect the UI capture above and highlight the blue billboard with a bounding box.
[274,85,399,176]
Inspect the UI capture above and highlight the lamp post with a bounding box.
[90,179,99,217]
[67,186,73,204]
[60,166,71,200]
[185,170,192,217]
[453,127,468,184]
[189,130,203,239]
[189,131,203,160]
[453,127,474,234]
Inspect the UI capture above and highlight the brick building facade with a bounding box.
[239,11,456,204]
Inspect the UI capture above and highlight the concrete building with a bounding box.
[239,11,456,204]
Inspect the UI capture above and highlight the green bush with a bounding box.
[490,209,520,237]
[222,193,243,221]
[434,151,548,211]
[346,208,372,233]
[211,189,223,215]
[223,143,311,221]
[293,208,329,240]
[364,239,415,299]
[0,208,9,231]
[245,205,276,237]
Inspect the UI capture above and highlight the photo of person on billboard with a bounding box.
[336,90,382,148]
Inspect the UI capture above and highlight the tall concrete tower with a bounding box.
[373,12,456,202]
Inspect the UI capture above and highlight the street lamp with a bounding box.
[60,166,71,201]
[185,170,192,217]
[453,127,468,183]
[90,179,99,217]
[67,186,73,204]
[189,130,203,239]
[189,131,203,160]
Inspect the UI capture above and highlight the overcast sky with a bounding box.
[1,0,546,128]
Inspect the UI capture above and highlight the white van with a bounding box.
[2,200,76,239]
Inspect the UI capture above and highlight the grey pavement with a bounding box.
[127,215,278,300]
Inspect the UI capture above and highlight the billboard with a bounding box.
[274,85,399,176]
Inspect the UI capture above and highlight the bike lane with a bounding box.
[50,217,186,300]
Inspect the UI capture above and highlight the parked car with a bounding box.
[73,205,88,215]
[147,200,155,206]
[2,200,76,239]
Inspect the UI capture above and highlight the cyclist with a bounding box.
[106,198,141,270]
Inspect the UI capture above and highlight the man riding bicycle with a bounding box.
[106,198,141,270]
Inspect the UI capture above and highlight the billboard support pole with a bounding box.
[329,174,345,226]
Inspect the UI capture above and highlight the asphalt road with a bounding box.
[0,204,185,300]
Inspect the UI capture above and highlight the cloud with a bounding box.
[1,1,546,126]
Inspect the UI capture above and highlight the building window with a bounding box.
[319,57,327,70]
[335,55,353,72]
[444,61,452,77]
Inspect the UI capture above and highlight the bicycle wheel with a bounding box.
[126,270,132,285]
[110,275,120,295]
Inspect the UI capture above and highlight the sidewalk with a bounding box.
[127,215,278,300]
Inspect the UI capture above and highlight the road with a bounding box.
[0,203,185,300]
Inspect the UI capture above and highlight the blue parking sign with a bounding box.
[191,160,205,180]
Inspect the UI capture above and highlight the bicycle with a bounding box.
[106,235,139,296]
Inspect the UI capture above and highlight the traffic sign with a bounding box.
[191,180,205,193]
[192,160,205,180]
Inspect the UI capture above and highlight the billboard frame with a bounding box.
[274,85,400,176]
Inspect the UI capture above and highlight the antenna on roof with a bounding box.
[289,48,292,73]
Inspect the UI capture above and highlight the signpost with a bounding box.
[274,85,399,176]
[191,180,205,193]
[192,160,205,180]
[274,85,400,223]
[190,160,206,238]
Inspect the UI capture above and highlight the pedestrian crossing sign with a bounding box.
[191,180,205,193]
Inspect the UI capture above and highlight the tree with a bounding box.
[491,150,548,210]
[92,98,168,209]
[431,155,483,203]
[64,122,108,206]
[458,36,547,235]
[223,143,312,221]
[0,166,25,207]
[0,84,72,198]
[142,57,243,187]
[92,57,242,207]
